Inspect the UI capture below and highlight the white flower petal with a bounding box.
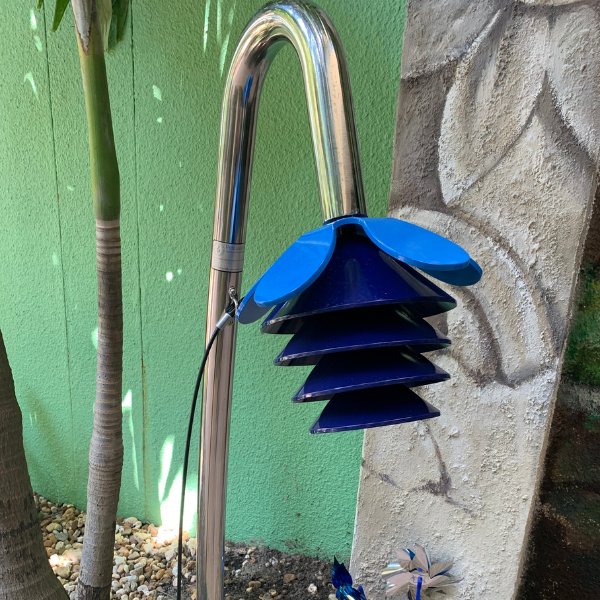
[439,7,548,203]
[548,4,600,161]
[414,545,429,571]
[396,549,412,563]
[429,561,454,578]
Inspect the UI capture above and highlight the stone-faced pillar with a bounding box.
[351,2,600,598]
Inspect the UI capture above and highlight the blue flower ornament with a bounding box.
[235,215,482,434]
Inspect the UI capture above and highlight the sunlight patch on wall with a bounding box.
[159,436,174,501]
[122,389,140,490]
[160,472,197,531]
[24,72,38,100]
[204,0,211,52]
[122,389,132,409]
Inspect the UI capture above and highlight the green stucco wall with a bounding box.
[0,1,405,558]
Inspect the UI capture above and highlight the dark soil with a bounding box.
[174,542,335,600]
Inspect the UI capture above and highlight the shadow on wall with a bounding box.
[520,184,600,599]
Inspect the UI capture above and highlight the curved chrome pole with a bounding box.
[199,3,367,600]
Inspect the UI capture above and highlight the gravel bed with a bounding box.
[35,493,336,600]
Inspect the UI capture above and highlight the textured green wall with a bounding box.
[0,0,405,558]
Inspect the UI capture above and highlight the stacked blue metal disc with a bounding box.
[237,216,481,433]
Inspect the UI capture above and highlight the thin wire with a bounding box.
[177,325,221,600]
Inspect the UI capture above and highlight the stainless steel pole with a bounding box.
[198,3,367,600]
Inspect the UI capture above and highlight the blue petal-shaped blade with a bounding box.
[292,348,449,402]
[236,278,273,324]
[309,385,440,434]
[274,307,449,366]
[261,230,456,333]
[361,217,470,272]
[332,558,353,588]
[253,224,336,306]
[419,258,482,286]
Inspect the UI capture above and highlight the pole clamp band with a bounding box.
[211,241,245,272]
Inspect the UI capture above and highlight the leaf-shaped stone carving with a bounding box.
[548,4,600,162]
[401,0,504,77]
[438,6,548,203]
[518,0,583,5]
[397,206,554,384]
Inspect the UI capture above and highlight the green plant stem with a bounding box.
[78,4,120,222]
[75,6,124,600]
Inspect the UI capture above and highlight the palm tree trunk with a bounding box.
[73,3,123,599]
[0,329,68,600]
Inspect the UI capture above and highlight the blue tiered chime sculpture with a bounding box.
[236,215,481,433]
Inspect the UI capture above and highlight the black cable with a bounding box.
[177,303,234,600]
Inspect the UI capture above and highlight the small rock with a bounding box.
[55,531,69,542]
[155,569,165,580]
[249,581,261,589]
[46,523,61,532]
[282,574,296,584]
[329,595,337,600]
[55,566,71,579]
[308,584,317,594]
[63,549,82,564]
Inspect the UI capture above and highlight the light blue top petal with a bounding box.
[253,223,337,306]
[360,217,470,271]
[419,257,482,286]
[236,277,273,324]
